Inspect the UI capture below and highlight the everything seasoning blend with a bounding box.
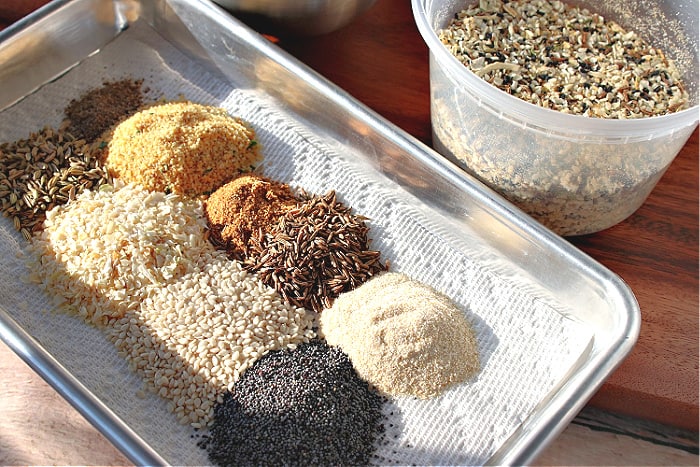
[433,0,692,236]
[438,0,688,118]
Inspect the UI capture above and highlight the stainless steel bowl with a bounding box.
[213,0,377,35]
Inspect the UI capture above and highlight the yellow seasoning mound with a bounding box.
[319,271,480,399]
[102,101,262,197]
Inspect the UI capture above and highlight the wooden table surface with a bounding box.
[1,0,698,465]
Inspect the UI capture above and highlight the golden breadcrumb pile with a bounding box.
[102,101,261,196]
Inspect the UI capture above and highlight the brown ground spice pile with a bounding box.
[101,101,262,197]
[64,78,145,142]
[205,173,297,259]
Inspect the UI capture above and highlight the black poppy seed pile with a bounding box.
[200,340,386,466]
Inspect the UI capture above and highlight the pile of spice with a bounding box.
[101,101,262,196]
[64,78,146,142]
[204,173,297,259]
[244,190,387,313]
[201,340,386,466]
[438,0,688,118]
[29,182,213,324]
[28,182,315,427]
[320,272,480,399]
[0,123,111,240]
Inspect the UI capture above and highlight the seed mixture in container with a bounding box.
[438,0,688,118]
[428,0,695,235]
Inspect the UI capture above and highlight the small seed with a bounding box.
[244,190,386,313]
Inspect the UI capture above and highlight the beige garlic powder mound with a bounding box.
[319,272,480,399]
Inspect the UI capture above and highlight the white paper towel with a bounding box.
[0,20,594,466]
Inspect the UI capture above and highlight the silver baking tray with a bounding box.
[0,0,640,465]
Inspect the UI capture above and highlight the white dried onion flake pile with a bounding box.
[27,182,315,427]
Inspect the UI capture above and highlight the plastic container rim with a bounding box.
[411,0,700,140]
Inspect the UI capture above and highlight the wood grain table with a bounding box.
[1,0,698,465]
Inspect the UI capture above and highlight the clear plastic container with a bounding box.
[412,0,699,236]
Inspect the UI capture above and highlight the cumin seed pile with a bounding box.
[244,190,387,313]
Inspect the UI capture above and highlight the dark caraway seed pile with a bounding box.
[244,190,387,313]
[64,78,145,142]
[200,340,386,466]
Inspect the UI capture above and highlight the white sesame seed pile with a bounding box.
[30,182,209,325]
[438,0,688,118]
[28,182,315,427]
